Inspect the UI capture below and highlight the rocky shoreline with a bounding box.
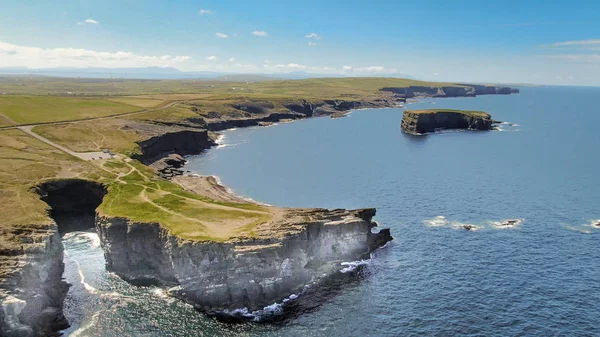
[0,83,518,336]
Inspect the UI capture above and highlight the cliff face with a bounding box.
[401,110,494,134]
[205,98,399,131]
[132,130,217,164]
[380,84,518,98]
[96,208,392,315]
[0,227,70,337]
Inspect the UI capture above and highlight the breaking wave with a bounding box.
[424,216,525,230]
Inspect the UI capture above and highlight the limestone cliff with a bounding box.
[380,84,519,98]
[132,130,217,164]
[95,207,392,316]
[0,227,70,337]
[401,109,495,134]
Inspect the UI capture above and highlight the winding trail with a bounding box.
[17,125,112,161]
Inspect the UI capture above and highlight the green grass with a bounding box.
[33,119,143,155]
[0,129,111,228]
[96,160,270,242]
[406,109,490,117]
[0,95,140,124]
[0,76,462,97]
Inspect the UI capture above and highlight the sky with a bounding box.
[1,0,600,85]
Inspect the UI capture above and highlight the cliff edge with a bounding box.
[95,175,393,319]
[401,109,495,134]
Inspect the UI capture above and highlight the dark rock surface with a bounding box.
[96,208,392,315]
[132,130,217,164]
[401,110,494,134]
[381,84,519,98]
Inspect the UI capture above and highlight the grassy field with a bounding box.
[0,96,141,124]
[0,129,109,228]
[33,119,144,155]
[0,75,460,97]
[97,159,271,241]
[406,109,490,117]
[0,76,473,243]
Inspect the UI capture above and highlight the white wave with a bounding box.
[586,219,600,229]
[424,216,448,227]
[449,222,481,231]
[68,311,100,337]
[73,260,98,294]
[490,218,524,229]
[79,232,100,248]
[222,291,303,321]
[340,260,370,273]
[564,224,593,234]
[423,216,481,231]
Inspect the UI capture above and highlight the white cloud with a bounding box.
[235,63,258,70]
[206,56,218,61]
[76,21,84,26]
[305,33,320,39]
[308,42,316,47]
[0,41,191,68]
[252,31,268,37]
[229,57,236,62]
[84,19,99,24]
[342,65,398,74]
[275,63,307,69]
[216,32,228,38]
[545,54,600,62]
[549,39,600,47]
[199,9,212,15]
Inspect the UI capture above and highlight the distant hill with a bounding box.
[0,67,417,81]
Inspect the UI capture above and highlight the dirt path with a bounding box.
[139,187,207,227]
[18,125,112,161]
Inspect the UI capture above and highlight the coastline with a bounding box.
[0,83,518,336]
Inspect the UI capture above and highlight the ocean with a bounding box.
[63,86,600,336]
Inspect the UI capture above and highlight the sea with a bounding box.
[62,85,600,336]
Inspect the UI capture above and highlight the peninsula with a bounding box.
[0,76,518,336]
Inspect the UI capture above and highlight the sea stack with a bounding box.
[401,109,496,135]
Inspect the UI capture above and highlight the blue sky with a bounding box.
[1,0,600,85]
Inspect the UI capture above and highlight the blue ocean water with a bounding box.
[63,86,600,336]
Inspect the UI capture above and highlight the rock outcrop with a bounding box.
[0,227,70,337]
[401,109,495,134]
[132,130,217,164]
[96,207,392,317]
[380,84,519,98]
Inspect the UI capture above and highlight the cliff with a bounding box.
[132,129,217,164]
[380,84,519,98]
[204,98,400,131]
[401,109,495,134]
[0,227,70,336]
[96,205,392,318]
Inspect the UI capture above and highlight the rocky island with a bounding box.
[401,109,497,135]
[0,77,518,336]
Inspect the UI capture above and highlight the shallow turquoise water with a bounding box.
[64,86,600,336]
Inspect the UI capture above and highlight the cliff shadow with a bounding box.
[35,179,107,234]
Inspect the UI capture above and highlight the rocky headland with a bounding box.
[0,82,519,336]
[401,109,497,135]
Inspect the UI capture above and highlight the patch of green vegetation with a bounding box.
[0,129,111,227]
[406,109,490,117]
[97,159,270,242]
[33,120,143,155]
[0,95,140,124]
